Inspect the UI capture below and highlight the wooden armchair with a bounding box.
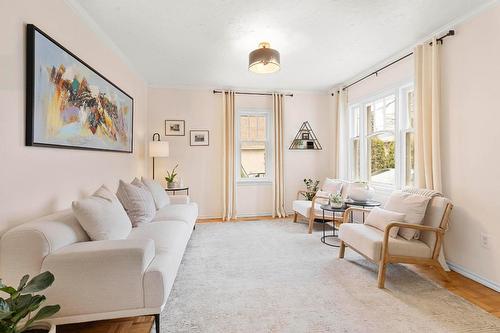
[293,190,345,234]
[338,196,453,288]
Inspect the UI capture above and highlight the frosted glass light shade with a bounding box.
[248,42,280,74]
[149,141,169,157]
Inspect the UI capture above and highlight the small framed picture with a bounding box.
[190,130,209,146]
[301,132,310,140]
[165,120,185,136]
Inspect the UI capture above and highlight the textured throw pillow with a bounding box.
[322,178,343,195]
[116,180,156,227]
[384,191,431,240]
[141,177,170,209]
[72,185,132,241]
[365,207,406,238]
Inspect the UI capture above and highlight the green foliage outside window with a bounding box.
[370,138,395,175]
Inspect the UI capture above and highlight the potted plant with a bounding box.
[0,271,60,333]
[329,193,344,208]
[165,164,179,189]
[301,179,320,201]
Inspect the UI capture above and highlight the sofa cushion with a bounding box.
[142,177,170,209]
[365,207,406,238]
[153,203,198,228]
[72,186,132,241]
[116,179,156,227]
[339,223,431,262]
[127,220,192,254]
[384,191,431,240]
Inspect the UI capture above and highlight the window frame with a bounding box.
[236,108,273,185]
[348,82,414,192]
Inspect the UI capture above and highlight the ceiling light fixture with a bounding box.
[248,42,280,74]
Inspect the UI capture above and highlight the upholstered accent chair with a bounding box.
[292,178,350,234]
[338,188,453,288]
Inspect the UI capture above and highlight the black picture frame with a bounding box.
[26,24,134,153]
[190,130,209,146]
[165,120,185,136]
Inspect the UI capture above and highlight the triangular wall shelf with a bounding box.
[289,121,322,150]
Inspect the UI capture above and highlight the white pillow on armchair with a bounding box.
[322,178,344,195]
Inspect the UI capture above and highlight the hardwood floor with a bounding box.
[58,217,499,333]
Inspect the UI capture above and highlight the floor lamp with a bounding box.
[149,133,170,180]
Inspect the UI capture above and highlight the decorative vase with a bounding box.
[330,201,344,209]
[26,322,56,333]
[349,182,374,202]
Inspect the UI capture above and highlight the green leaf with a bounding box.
[17,275,29,291]
[0,287,17,296]
[11,294,32,312]
[27,295,45,312]
[0,298,10,312]
[24,305,60,328]
[22,272,54,294]
[0,310,12,320]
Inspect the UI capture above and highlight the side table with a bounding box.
[320,204,347,247]
[165,187,189,196]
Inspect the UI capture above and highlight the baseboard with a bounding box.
[446,261,500,292]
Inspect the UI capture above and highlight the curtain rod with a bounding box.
[213,90,293,97]
[331,30,455,96]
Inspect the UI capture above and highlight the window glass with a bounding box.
[368,132,395,185]
[407,90,415,129]
[240,115,268,179]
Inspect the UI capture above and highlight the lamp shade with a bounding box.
[248,42,280,74]
[149,141,169,157]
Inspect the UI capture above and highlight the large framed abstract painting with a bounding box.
[26,24,133,153]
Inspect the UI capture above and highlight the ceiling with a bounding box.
[72,0,491,91]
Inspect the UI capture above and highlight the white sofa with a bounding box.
[0,195,197,332]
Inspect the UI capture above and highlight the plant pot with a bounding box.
[330,202,344,209]
[26,322,56,333]
[167,181,179,189]
[349,183,374,202]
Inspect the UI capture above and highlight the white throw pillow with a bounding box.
[141,177,170,209]
[322,178,343,195]
[365,207,406,238]
[72,185,132,241]
[116,180,156,227]
[384,191,431,240]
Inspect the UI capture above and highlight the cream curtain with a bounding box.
[272,93,286,218]
[335,89,349,179]
[222,91,236,220]
[414,38,442,192]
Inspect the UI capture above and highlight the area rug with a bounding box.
[158,220,500,332]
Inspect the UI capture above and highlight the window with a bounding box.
[237,109,272,182]
[348,83,415,189]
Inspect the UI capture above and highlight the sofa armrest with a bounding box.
[41,239,155,316]
[168,195,190,205]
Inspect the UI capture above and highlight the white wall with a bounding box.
[342,3,500,290]
[440,3,500,290]
[148,88,333,218]
[0,0,148,235]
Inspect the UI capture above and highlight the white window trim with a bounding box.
[236,108,273,185]
[348,82,414,193]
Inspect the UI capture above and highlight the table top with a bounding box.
[344,198,381,207]
[164,187,189,191]
[320,204,347,212]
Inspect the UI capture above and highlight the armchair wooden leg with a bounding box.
[432,262,451,282]
[339,241,346,258]
[377,260,387,289]
[308,215,314,234]
[293,212,298,223]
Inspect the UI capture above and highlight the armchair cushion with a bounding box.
[384,191,431,240]
[322,178,343,195]
[293,200,323,218]
[365,207,406,238]
[339,223,431,262]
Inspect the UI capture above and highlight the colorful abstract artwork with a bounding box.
[26,25,133,152]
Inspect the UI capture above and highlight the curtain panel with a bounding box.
[273,93,286,218]
[222,91,236,220]
[414,38,442,192]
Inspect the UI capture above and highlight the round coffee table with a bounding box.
[320,204,347,247]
